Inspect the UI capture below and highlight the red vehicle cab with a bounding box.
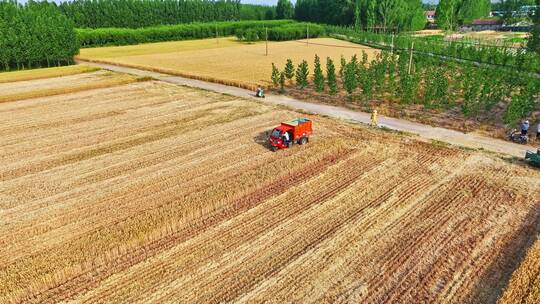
[268,118,313,152]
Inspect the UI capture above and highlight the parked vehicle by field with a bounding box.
[525,149,540,166]
[508,129,529,145]
[268,118,313,152]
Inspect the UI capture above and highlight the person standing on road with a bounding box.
[521,120,530,136]
[371,109,378,127]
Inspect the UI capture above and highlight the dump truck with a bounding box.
[525,149,540,166]
[268,118,313,152]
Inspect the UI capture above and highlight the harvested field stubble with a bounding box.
[499,236,540,304]
[77,37,380,89]
[0,70,138,103]
[0,65,99,84]
[0,76,539,304]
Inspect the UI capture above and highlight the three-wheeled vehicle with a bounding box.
[268,118,313,152]
[525,149,540,167]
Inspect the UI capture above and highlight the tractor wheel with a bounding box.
[271,146,278,152]
[299,137,308,145]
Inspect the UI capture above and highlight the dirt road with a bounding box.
[78,60,536,158]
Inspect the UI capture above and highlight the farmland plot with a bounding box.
[77,37,379,89]
[0,70,138,103]
[0,76,539,303]
[499,236,540,304]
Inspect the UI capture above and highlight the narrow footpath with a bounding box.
[79,60,537,158]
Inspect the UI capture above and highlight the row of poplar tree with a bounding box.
[59,0,244,29]
[0,1,78,71]
[270,53,539,124]
[293,0,426,32]
[436,0,492,31]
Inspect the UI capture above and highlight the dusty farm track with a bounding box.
[0,75,539,304]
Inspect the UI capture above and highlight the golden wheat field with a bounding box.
[0,70,139,104]
[77,37,379,89]
[0,65,100,84]
[1,72,540,304]
[499,236,540,304]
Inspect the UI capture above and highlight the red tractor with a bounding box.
[268,118,313,152]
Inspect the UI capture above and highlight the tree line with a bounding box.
[78,20,300,47]
[236,22,324,42]
[436,0,491,31]
[58,0,245,29]
[0,1,78,72]
[528,1,540,55]
[270,51,539,125]
[293,0,426,32]
[327,26,540,74]
[492,0,536,24]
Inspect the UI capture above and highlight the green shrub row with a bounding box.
[77,20,296,47]
[235,22,324,42]
[326,25,540,74]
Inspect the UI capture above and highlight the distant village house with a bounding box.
[425,10,435,23]
[462,19,503,31]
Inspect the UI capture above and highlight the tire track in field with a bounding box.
[0,87,224,147]
[0,95,238,159]
[361,166,511,303]
[0,90,241,162]
[0,102,259,182]
[14,148,354,304]
[82,149,385,303]
[236,147,458,303]
[158,155,409,303]
[283,150,465,304]
[0,121,278,264]
[0,111,278,209]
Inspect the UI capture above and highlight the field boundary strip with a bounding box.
[15,150,354,304]
[0,65,100,84]
[0,76,145,104]
[75,57,260,91]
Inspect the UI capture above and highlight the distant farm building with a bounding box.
[425,10,435,23]
[462,19,503,31]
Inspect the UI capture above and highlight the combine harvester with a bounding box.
[268,118,313,152]
[525,149,540,167]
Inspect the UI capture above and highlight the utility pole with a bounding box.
[307,23,309,46]
[265,27,268,56]
[215,22,218,44]
[408,42,414,75]
[391,33,394,54]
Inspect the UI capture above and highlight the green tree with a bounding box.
[0,1,78,72]
[343,61,358,98]
[378,0,401,32]
[504,78,539,124]
[436,0,461,31]
[326,57,338,95]
[279,71,286,93]
[354,0,361,30]
[313,55,325,92]
[276,0,294,19]
[366,0,377,31]
[339,55,346,79]
[284,59,295,82]
[271,63,280,87]
[529,2,540,55]
[458,0,491,25]
[461,66,482,117]
[296,60,309,89]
